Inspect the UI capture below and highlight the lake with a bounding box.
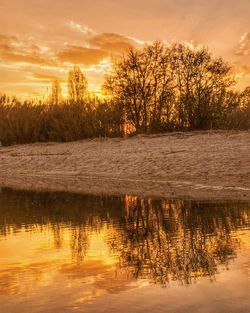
[0,188,249,313]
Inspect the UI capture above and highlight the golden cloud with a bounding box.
[67,21,96,35]
[0,34,18,52]
[0,31,142,69]
[88,33,137,54]
[32,72,59,81]
[236,32,250,56]
[57,45,109,65]
[1,52,51,66]
[0,33,54,66]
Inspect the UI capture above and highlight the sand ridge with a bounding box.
[0,130,249,200]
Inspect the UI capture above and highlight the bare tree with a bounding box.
[50,79,62,105]
[68,66,88,102]
[170,44,234,129]
[103,42,175,133]
[104,42,235,132]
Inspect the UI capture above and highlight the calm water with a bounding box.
[0,188,250,313]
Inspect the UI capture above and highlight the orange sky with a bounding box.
[0,0,250,97]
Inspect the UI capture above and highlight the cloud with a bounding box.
[67,21,96,35]
[0,67,28,83]
[0,34,18,52]
[1,52,51,66]
[0,33,54,66]
[0,31,143,68]
[57,45,108,66]
[182,40,205,50]
[236,32,250,56]
[88,33,139,54]
[127,36,145,45]
[32,72,59,81]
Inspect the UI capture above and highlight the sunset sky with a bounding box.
[0,0,250,98]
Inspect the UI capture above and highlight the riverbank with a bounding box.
[0,130,249,201]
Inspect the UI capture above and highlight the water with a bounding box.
[0,188,249,313]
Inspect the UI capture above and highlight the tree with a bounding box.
[227,87,250,129]
[50,79,62,105]
[103,42,175,133]
[241,86,250,107]
[104,42,235,133]
[169,44,234,129]
[68,66,88,102]
[95,99,124,137]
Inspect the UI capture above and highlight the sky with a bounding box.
[0,0,250,98]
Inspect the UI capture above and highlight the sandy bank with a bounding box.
[0,130,249,201]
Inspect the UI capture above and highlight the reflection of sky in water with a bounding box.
[0,188,249,313]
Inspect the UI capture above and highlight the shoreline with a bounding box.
[0,130,250,201]
[1,172,250,201]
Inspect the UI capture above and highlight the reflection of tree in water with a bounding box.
[70,225,89,263]
[0,189,123,264]
[0,188,249,284]
[70,216,104,263]
[108,196,249,285]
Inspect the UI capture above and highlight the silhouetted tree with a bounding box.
[0,41,249,146]
[226,86,250,129]
[169,44,234,129]
[104,42,175,133]
[104,42,236,132]
[50,79,62,105]
[95,99,124,136]
[68,66,88,102]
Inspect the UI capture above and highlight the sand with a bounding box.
[0,130,249,201]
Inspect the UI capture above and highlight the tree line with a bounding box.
[104,42,250,132]
[0,42,249,145]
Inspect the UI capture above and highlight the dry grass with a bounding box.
[0,96,123,145]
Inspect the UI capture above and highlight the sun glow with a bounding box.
[0,1,249,97]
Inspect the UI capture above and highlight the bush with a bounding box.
[0,96,124,145]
